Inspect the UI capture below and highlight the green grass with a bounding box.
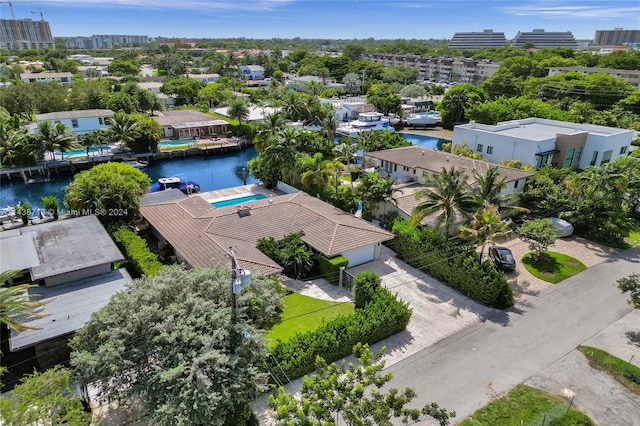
[458,384,594,426]
[522,251,586,284]
[266,293,354,347]
[578,346,640,395]
[625,220,640,248]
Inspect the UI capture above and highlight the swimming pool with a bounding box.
[211,193,267,208]
[160,140,191,147]
[398,133,447,150]
[58,146,111,158]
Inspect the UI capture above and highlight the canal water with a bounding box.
[0,133,447,212]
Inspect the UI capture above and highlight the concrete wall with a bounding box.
[556,132,588,170]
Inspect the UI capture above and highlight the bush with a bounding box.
[112,225,163,277]
[318,254,348,285]
[389,219,513,309]
[548,410,595,426]
[269,284,411,383]
[353,271,381,309]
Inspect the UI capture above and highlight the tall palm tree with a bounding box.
[471,166,528,216]
[458,202,513,262]
[253,112,287,152]
[37,121,77,161]
[0,124,27,167]
[316,104,339,142]
[108,111,139,151]
[412,167,475,237]
[299,152,337,196]
[0,270,47,335]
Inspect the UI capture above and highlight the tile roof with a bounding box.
[36,109,114,120]
[153,110,224,126]
[140,191,394,275]
[367,145,534,182]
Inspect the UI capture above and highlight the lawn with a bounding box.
[521,251,586,284]
[578,346,640,395]
[625,220,640,248]
[266,293,354,347]
[458,384,594,426]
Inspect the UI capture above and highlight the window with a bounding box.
[514,180,519,189]
[590,151,598,166]
[601,150,613,165]
[413,169,416,174]
[573,147,582,165]
[71,119,79,128]
[564,148,575,168]
[620,146,628,155]
[476,144,483,152]
[394,164,397,172]
[486,146,493,154]
[98,117,104,125]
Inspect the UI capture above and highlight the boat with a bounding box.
[0,206,16,222]
[405,111,441,127]
[124,160,149,169]
[336,112,396,138]
[150,177,200,194]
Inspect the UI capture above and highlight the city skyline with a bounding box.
[2,0,639,42]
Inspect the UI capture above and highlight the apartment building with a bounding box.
[449,29,507,50]
[511,29,578,49]
[594,28,640,46]
[0,18,54,50]
[66,34,149,49]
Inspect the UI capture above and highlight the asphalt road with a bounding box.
[386,249,639,424]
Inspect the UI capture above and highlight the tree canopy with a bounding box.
[70,265,283,426]
[517,218,557,257]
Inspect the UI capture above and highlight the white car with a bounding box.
[549,217,574,237]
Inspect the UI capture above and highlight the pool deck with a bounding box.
[198,184,283,203]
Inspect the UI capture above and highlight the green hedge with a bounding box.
[318,254,349,285]
[389,220,513,309]
[269,286,411,383]
[112,226,163,277]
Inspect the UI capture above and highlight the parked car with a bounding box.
[549,217,574,237]
[488,246,516,271]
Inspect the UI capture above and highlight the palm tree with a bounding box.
[316,104,339,142]
[280,243,313,283]
[412,167,475,237]
[227,98,250,125]
[108,111,139,151]
[0,124,27,167]
[253,112,287,152]
[36,121,77,161]
[458,202,513,262]
[471,166,528,216]
[299,152,337,196]
[0,270,47,336]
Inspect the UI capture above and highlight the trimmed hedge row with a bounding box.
[318,254,349,285]
[269,286,411,383]
[112,226,163,277]
[390,220,513,309]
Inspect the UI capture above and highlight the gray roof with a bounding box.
[8,216,124,281]
[0,232,40,272]
[140,188,187,206]
[9,268,131,351]
[36,109,114,121]
[154,110,227,127]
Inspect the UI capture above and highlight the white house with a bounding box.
[238,65,265,80]
[35,109,114,136]
[20,72,74,84]
[189,73,221,84]
[137,82,176,108]
[452,118,634,170]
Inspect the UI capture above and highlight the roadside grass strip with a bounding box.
[266,293,354,347]
[522,251,586,284]
[458,384,594,426]
[579,346,640,395]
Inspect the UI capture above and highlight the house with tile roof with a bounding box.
[366,145,534,225]
[139,190,394,275]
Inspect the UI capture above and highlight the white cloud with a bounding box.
[500,4,640,20]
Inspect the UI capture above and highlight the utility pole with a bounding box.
[227,247,251,322]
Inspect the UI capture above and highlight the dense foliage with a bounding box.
[390,219,513,308]
[269,343,454,426]
[617,273,640,310]
[353,271,382,309]
[111,225,163,277]
[256,231,314,279]
[517,219,558,257]
[70,265,283,426]
[317,254,349,284]
[64,162,151,223]
[269,282,411,383]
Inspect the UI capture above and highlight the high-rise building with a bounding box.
[66,35,150,49]
[0,18,54,50]
[512,29,578,49]
[594,28,640,46]
[449,29,507,50]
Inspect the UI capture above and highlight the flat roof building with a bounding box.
[594,28,640,46]
[0,18,54,50]
[449,29,507,50]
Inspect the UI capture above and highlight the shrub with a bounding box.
[353,271,381,309]
[256,236,281,262]
[318,254,348,285]
[269,285,411,383]
[112,225,163,277]
[548,410,595,426]
[390,219,513,309]
[41,195,60,220]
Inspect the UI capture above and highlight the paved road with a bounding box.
[386,249,639,424]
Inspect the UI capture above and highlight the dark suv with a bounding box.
[488,246,516,271]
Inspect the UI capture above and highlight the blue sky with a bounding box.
[4,0,640,40]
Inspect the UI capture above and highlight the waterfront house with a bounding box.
[452,118,634,169]
[366,145,533,224]
[20,71,73,84]
[35,109,114,136]
[0,215,130,355]
[153,110,229,140]
[139,188,394,275]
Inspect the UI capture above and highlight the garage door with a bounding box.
[343,245,376,267]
